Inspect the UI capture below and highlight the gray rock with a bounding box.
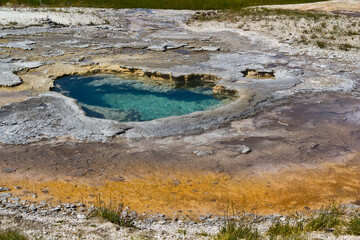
[148,44,167,52]
[29,205,38,211]
[192,46,220,52]
[77,213,87,219]
[129,211,138,218]
[0,193,12,198]
[72,44,90,48]
[0,92,128,144]
[310,142,319,149]
[166,43,186,50]
[0,40,36,50]
[144,218,157,224]
[343,203,360,215]
[158,220,167,225]
[0,71,22,87]
[201,46,220,51]
[192,150,213,156]
[64,203,76,209]
[1,168,16,173]
[114,42,149,49]
[49,207,62,212]
[238,145,251,154]
[41,49,65,57]
[0,61,43,87]
[0,187,10,192]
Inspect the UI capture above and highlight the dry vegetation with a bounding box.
[191,8,360,51]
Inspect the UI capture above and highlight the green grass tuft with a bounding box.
[338,43,354,51]
[305,205,344,232]
[214,220,260,240]
[267,222,304,239]
[0,230,28,240]
[315,41,326,49]
[88,202,135,228]
[346,216,360,236]
[197,231,211,237]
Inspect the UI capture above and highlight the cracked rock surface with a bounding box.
[0,92,127,144]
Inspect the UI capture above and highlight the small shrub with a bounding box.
[346,30,358,36]
[7,21,18,26]
[310,34,318,39]
[316,41,326,49]
[215,220,260,240]
[311,26,323,33]
[298,35,309,45]
[346,216,360,235]
[88,202,135,228]
[338,43,353,51]
[0,230,28,240]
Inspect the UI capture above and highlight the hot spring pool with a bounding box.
[54,74,231,122]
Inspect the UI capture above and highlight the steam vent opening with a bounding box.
[53,74,232,122]
[242,69,275,79]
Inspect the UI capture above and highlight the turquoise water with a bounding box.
[54,74,229,122]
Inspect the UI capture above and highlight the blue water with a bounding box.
[54,74,229,122]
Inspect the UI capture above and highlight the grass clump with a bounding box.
[0,230,28,240]
[315,41,326,49]
[177,229,187,236]
[88,201,135,228]
[214,220,260,240]
[338,43,354,51]
[305,205,344,232]
[197,231,211,237]
[346,216,360,236]
[267,222,305,239]
[267,205,347,239]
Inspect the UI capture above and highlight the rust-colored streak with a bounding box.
[1,154,360,217]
